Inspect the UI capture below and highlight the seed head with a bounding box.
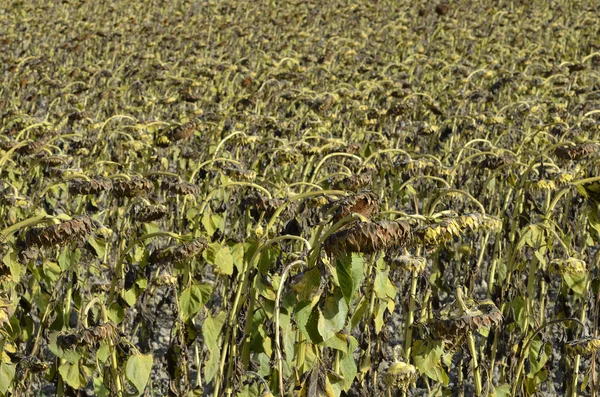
[68,178,113,196]
[112,177,153,198]
[26,216,94,248]
[160,179,201,196]
[324,220,412,256]
[150,238,208,266]
[131,202,168,223]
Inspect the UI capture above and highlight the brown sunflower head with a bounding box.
[324,220,412,256]
[241,194,293,220]
[384,361,417,390]
[112,177,153,198]
[566,337,600,357]
[80,322,120,347]
[430,289,502,343]
[150,238,208,266]
[167,119,199,142]
[160,179,201,196]
[25,215,94,248]
[68,178,113,196]
[390,255,427,273]
[131,202,168,223]
[554,142,599,161]
[331,172,373,192]
[324,191,380,224]
[222,166,257,182]
[476,152,516,170]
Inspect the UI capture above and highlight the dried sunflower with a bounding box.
[25,216,94,248]
[241,194,292,219]
[549,257,587,276]
[476,152,516,170]
[222,166,257,181]
[160,179,201,196]
[112,177,153,198]
[331,173,372,192]
[167,118,199,142]
[324,191,380,224]
[384,361,417,390]
[131,202,168,223]
[430,290,502,343]
[414,213,500,248]
[566,337,600,357]
[68,178,113,196]
[390,255,427,273]
[149,238,208,266]
[324,220,412,256]
[554,142,598,160]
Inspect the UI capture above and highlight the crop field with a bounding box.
[1,0,600,396]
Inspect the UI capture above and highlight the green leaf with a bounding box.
[258,243,280,273]
[97,342,110,364]
[58,247,81,271]
[202,210,219,236]
[125,353,153,395]
[411,339,444,375]
[3,249,22,283]
[339,352,357,391]
[527,339,552,375]
[426,366,449,385]
[94,376,110,397]
[325,333,350,353]
[202,311,226,382]
[510,296,527,331]
[491,383,511,397]
[563,272,586,295]
[179,282,212,321]
[373,300,389,334]
[0,362,16,393]
[231,243,245,273]
[296,301,323,344]
[42,261,62,282]
[87,236,106,259]
[292,267,322,302]
[213,245,233,275]
[350,297,368,330]
[335,252,363,303]
[59,361,83,390]
[320,288,348,338]
[373,269,397,299]
[108,302,125,325]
